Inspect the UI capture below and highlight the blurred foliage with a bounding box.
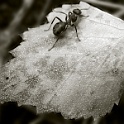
[103,0,124,4]
[0,0,80,31]
[0,0,23,29]
[0,100,124,124]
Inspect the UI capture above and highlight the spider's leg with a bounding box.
[80,6,90,10]
[80,15,89,18]
[53,11,67,16]
[45,17,62,31]
[53,11,68,22]
[67,12,73,25]
[48,26,68,51]
[80,6,90,17]
[48,37,59,51]
[65,14,68,22]
[71,24,80,41]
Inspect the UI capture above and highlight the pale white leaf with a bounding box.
[1,2,124,119]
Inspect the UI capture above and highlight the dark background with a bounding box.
[0,0,124,124]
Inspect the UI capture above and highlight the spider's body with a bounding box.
[53,22,67,36]
[45,8,89,51]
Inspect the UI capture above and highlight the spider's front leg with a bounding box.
[53,10,68,23]
[71,24,80,41]
[44,17,62,31]
[80,15,89,18]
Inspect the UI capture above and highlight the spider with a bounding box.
[45,7,89,51]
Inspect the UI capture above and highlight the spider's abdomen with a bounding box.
[53,22,66,36]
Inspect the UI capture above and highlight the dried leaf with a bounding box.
[1,2,124,119]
